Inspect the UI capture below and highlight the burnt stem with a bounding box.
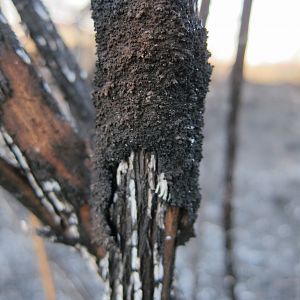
[198,0,211,26]
[223,1,253,299]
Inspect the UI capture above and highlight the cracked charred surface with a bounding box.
[0,19,90,208]
[11,0,95,138]
[0,68,11,102]
[0,16,101,256]
[92,0,211,237]
[99,151,181,300]
[92,0,211,298]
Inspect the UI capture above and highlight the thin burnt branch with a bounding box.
[11,0,95,138]
[198,0,211,26]
[162,207,180,299]
[0,156,72,244]
[223,1,253,299]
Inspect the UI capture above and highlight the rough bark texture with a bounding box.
[11,0,94,138]
[0,16,89,207]
[0,157,66,238]
[92,0,211,228]
[223,1,253,299]
[99,151,182,300]
[92,0,211,299]
[0,12,100,257]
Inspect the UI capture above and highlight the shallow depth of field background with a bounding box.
[1,0,300,299]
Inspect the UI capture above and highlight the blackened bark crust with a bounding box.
[0,68,11,102]
[92,0,211,232]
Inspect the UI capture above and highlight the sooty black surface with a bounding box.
[91,0,211,241]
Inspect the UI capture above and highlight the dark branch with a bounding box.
[11,0,95,138]
[0,156,103,260]
[223,1,253,299]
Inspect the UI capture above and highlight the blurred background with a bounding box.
[0,0,300,299]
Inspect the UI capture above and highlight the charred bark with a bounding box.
[98,151,183,300]
[11,0,94,138]
[0,12,101,259]
[92,0,211,298]
[223,1,253,299]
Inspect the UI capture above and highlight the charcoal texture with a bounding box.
[0,69,11,103]
[91,0,211,237]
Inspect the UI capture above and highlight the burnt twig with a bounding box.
[198,0,211,26]
[223,1,253,299]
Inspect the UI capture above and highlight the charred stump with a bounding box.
[91,0,211,299]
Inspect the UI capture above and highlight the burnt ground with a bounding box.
[1,79,300,299]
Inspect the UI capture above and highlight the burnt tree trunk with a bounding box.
[223,0,253,299]
[92,0,211,299]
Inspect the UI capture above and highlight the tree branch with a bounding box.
[0,13,90,208]
[11,0,95,138]
[0,156,103,262]
[223,1,253,299]
[0,157,65,237]
[0,11,103,260]
[199,0,211,26]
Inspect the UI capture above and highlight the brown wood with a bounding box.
[11,0,94,138]
[0,16,103,259]
[223,1,253,299]
[0,19,90,209]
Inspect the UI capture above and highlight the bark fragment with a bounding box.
[98,151,182,300]
[0,68,11,102]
